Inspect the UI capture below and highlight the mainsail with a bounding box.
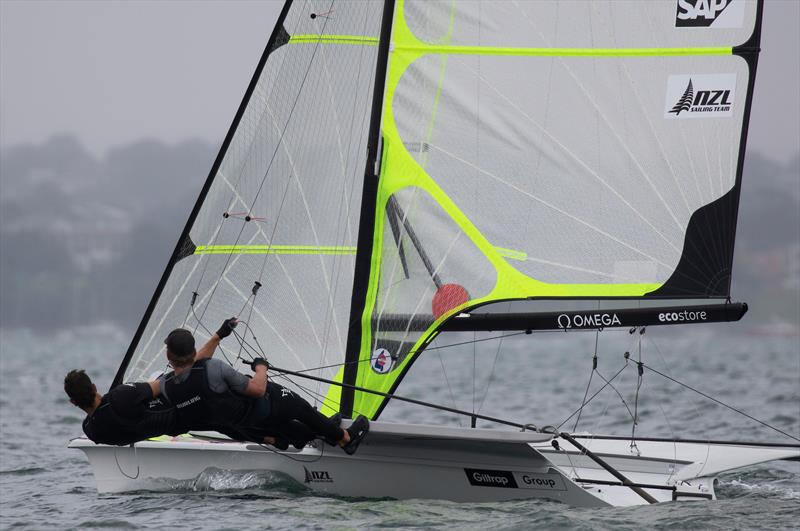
[114,0,762,423]
[339,0,762,418]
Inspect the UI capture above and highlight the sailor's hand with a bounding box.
[216,317,238,339]
[248,357,269,371]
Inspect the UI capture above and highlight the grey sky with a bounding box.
[1,0,798,162]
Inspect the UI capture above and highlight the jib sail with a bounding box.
[115,0,385,420]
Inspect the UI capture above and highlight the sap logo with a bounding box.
[665,74,736,119]
[557,313,621,329]
[675,0,745,28]
[303,467,333,483]
[658,310,708,323]
[465,468,518,488]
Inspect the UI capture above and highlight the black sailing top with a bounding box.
[82,382,177,446]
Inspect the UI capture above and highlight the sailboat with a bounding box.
[70,0,799,506]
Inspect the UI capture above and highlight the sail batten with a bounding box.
[393,45,733,56]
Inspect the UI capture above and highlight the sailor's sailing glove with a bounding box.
[216,317,238,339]
[248,357,269,371]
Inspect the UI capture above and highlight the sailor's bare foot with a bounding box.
[264,436,277,445]
[337,429,351,447]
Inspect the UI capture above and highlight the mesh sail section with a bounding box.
[348,0,760,418]
[351,187,496,417]
[403,0,757,48]
[123,1,383,413]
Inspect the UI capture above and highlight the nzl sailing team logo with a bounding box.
[303,467,333,483]
[370,347,394,374]
[664,74,736,119]
[675,0,745,28]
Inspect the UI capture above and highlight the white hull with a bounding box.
[69,421,799,507]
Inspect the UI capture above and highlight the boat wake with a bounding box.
[152,468,306,495]
[720,478,800,500]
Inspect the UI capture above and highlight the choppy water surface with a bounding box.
[1,326,798,530]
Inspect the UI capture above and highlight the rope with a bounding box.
[573,331,599,432]
[557,362,629,430]
[640,361,800,443]
[630,329,644,454]
[230,323,370,420]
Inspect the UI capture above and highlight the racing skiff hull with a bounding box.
[69,421,797,506]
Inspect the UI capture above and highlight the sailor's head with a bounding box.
[64,369,97,409]
[164,328,196,368]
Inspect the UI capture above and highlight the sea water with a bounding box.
[1,326,797,530]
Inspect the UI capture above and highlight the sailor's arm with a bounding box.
[194,335,221,361]
[242,359,268,397]
[195,317,238,362]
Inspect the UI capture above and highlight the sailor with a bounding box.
[159,318,369,454]
[64,370,177,446]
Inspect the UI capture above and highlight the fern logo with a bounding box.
[664,74,736,119]
[303,467,333,483]
[669,79,694,115]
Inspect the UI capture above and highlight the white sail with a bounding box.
[120,1,384,414]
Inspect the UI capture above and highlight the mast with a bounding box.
[112,1,295,388]
[340,0,396,418]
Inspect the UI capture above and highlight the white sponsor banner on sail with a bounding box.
[664,74,737,119]
[675,0,746,28]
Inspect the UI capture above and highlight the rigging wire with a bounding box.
[594,360,636,423]
[557,362,629,431]
[230,323,370,420]
[630,328,645,455]
[227,317,535,430]
[314,1,376,405]
[434,338,463,428]
[639,360,800,443]
[191,3,338,344]
[578,330,643,457]
[643,331,689,479]
[476,305,513,415]
[186,303,237,367]
[572,330,599,432]
[472,330,477,423]
[191,304,800,451]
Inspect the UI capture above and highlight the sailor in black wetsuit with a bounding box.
[64,370,176,446]
[158,319,369,453]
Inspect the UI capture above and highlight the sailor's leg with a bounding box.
[268,383,344,443]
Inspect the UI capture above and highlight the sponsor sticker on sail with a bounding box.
[370,347,394,374]
[664,74,736,119]
[675,0,745,28]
